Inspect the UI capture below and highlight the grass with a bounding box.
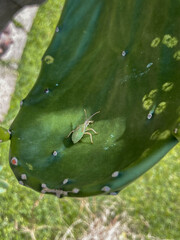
[0,0,179,239]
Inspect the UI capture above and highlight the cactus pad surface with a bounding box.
[6,0,180,197]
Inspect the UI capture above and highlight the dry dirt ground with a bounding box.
[0,6,38,122]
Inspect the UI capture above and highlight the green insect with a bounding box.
[67,109,100,144]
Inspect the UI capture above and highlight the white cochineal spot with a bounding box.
[101,186,111,192]
[19,181,24,185]
[112,171,119,178]
[11,157,18,166]
[21,174,27,180]
[146,62,153,68]
[63,178,69,184]
[122,50,127,56]
[44,88,50,94]
[147,113,153,119]
[41,183,47,188]
[52,151,58,156]
[72,188,80,193]
[109,192,118,195]
[174,128,178,134]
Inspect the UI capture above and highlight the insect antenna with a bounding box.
[84,109,88,120]
[87,110,100,121]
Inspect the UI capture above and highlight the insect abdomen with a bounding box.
[72,124,85,143]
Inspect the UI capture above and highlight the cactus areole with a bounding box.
[6,0,180,198]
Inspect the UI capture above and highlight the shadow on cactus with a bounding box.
[1,0,180,198]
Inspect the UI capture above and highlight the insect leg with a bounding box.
[66,130,74,138]
[84,132,93,143]
[88,120,94,124]
[86,128,98,134]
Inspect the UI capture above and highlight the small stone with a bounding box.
[21,174,27,180]
[41,189,46,194]
[19,181,24,185]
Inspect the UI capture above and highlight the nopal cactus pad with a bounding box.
[8,0,180,198]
